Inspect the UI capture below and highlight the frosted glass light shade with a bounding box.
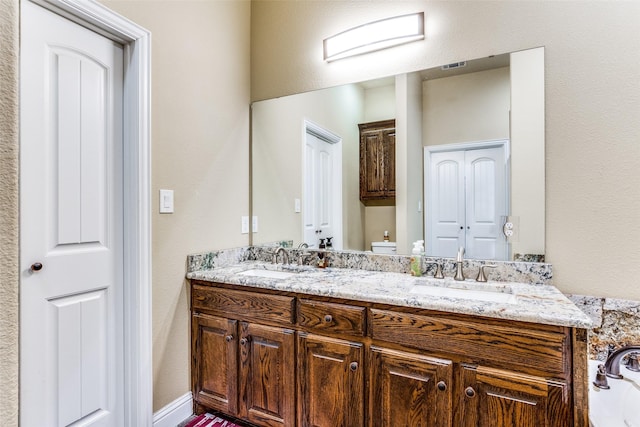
[323,12,424,62]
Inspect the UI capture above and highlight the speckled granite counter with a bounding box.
[187,261,592,329]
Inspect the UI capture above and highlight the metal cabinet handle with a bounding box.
[324,314,333,323]
[30,262,43,272]
[437,381,447,391]
[465,386,476,398]
[349,362,358,372]
[225,335,234,342]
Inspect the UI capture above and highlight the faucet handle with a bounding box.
[627,353,640,372]
[475,264,497,282]
[426,262,444,279]
[431,262,445,279]
[593,364,610,389]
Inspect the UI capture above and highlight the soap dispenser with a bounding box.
[326,237,333,250]
[410,240,424,276]
[317,238,327,268]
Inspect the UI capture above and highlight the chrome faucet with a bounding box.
[297,242,313,265]
[272,246,289,265]
[454,247,465,281]
[604,345,640,379]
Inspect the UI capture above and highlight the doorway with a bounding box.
[424,140,509,260]
[19,1,151,425]
[303,121,342,249]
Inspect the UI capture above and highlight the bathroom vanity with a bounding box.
[187,260,591,427]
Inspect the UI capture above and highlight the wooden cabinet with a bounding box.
[190,281,587,427]
[297,332,364,427]
[192,313,238,415]
[369,346,453,427]
[456,365,570,427]
[238,322,295,426]
[359,119,396,203]
[192,314,295,426]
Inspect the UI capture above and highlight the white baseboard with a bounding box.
[153,391,193,427]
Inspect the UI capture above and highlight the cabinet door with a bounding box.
[298,332,364,427]
[192,314,238,415]
[369,346,453,427]
[238,322,295,427]
[457,365,571,427]
[359,120,396,201]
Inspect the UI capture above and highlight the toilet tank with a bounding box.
[371,241,397,254]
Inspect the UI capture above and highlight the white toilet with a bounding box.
[371,241,397,254]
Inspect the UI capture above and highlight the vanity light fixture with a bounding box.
[323,12,425,62]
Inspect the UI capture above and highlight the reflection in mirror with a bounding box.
[251,47,545,261]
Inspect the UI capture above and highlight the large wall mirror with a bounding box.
[251,47,545,261]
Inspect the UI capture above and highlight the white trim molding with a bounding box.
[28,1,153,425]
[153,392,193,427]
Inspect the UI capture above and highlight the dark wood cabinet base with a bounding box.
[191,280,588,427]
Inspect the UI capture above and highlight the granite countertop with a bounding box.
[187,261,593,329]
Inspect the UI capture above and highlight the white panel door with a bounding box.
[427,151,465,257]
[426,145,507,260]
[20,2,124,426]
[465,147,507,260]
[303,132,336,248]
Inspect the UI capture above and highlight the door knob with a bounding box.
[30,262,43,272]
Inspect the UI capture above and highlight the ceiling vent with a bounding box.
[441,61,467,70]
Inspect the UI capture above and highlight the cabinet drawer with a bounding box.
[298,299,366,337]
[192,284,295,325]
[371,309,568,376]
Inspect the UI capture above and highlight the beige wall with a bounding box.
[0,1,20,424]
[395,72,424,254]
[510,47,545,257]
[423,67,510,146]
[251,0,640,301]
[100,0,251,411]
[252,84,365,249]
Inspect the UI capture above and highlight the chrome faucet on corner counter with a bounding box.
[454,247,465,281]
[604,345,640,379]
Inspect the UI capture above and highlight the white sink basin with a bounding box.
[410,283,518,304]
[237,269,297,280]
[589,359,640,427]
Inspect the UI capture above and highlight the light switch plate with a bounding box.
[252,216,258,233]
[295,198,301,213]
[241,216,249,234]
[159,189,174,214]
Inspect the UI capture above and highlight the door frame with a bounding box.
[22,1,152,425]
[424,139,510,258]
[302,120,343,249]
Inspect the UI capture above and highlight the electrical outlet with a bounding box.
[295,198,301,213]
[241,216,249,234]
